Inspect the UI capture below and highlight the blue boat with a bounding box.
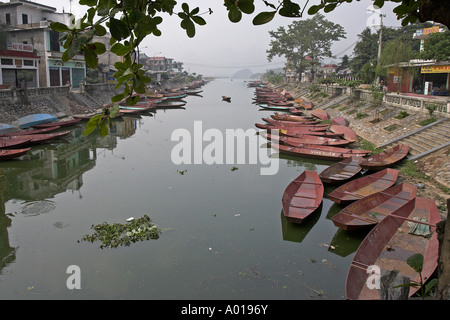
[0,123,19,134]
[15,114,58,129]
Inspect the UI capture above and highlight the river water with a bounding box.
[0,78,366,300]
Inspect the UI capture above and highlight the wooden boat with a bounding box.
[271,113,315,122]
[295,98,313,110]
[162,92,187,99]
[255,123,327,132]
[330,125,358,143]
[14,113,58,129]
[0,137,32,149]
[222,96,231,102]
[319,157,363,184]
[119,105,154,112]
[155,102,187,108]
[0,123,19,135]
[331,183,417,231]
[1,131,71,145]
[261,132,351,147]
[263,118,328,129]
[272,143,367,161]
[289,108,305,116]
[311,109,329,120]
[346,197,440,300]
[360,144,409,170]
[282,171,324,224]
[278,127,344,139]
[0,147,31,160]
[327,168,399,204]
[0,126,61,137]
[32,118,82,129]
[257,104,292,111]
[332,116,349,126]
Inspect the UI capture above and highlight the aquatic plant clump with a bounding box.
[80,215,161,249]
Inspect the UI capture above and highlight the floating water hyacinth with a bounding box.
[79,215,161,249]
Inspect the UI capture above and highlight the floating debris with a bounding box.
[79,215,161,249]
[231,166,238,171]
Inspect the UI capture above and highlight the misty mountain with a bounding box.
[231,68,253,79]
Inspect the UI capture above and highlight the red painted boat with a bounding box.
[311,109,329,120]
[330,125,358,143]
[282,171,324,224]
[271,113,315,122]
[263,118,326,128]
[319,157,363,184]
[272,143,367,161]
[32,118,82,129]
[0,126,61,137]
[331,183,417,231]
[278,127,344,139]
[327,168,399,205]
[360,144,410,170]
[261,132,351,147]
[0,137,32,149]
[332,116,349,126]
[289,108,305,115]
[346,197,440,300]
[255,123,327,132]
[0,148,31,160]
[3,131,71,145]
[295,98,313,110]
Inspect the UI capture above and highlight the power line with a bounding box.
[182,60,286,69]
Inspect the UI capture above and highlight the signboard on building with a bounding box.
[7,42,33,52]
[421,65,450,73]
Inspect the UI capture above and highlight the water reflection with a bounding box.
[280,206,321,243]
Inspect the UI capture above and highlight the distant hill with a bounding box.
[232,68,253,79]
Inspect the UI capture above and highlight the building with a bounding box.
[0,42,40,88]
[0,0,86,88]
[320,64,338,78]
[145,56,184,74]
[386,24,449,95]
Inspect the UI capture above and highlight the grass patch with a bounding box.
[347,109,357,115]
[356,112,369,119]
[358,139,383,154]
[330,104,340,109]
[384,124,399,132]
[338,106,347,111]
[418,117,437,126]
[394,111,410,119]
[399,160,430,181]
[320,119,332,125]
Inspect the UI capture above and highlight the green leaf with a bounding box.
[111,93,125,102]
[109,18,129,40]
[111,43,130,56]
[109,105,120,118]
[406,253,424,273]
[192,16,206,26]
[228,6,242,23]
[238,0,255,14]
[307,5,322,15]
[50,22,70,32]
[94,24,107,36]
[84,47,98,68]
[252,11,276,25]
[98,121,109,137]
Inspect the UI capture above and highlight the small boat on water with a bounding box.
[271,113,315,122]
[155,102,187,109]
[0,123,19,135]
[255,123,327,132]
[0,147,31,160]
[32,118,82,129]
[319,157,363,184]
[330,125,358,143]
[282,171,324,224]
[257,104,291,111]
[360,144,410,170]
[0,126,61,137]
[332,116,349,126]
[15,113,58,129]
[278,127,344,139]
[289,108,305,116]
[262,119,328,129]
[327,168,399,204]
[0,137,32,149]
[346,197,440,300]
[272,143,368,161]
[1,131,71,146]
[222,96,231,102]
[331,182,417,231]
[311,109,329,120]
[260,132,350,147]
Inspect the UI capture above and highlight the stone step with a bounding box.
[427,127,450,140]
[411,132,442,146]
[402,138,428,153]
[407,134,441,149]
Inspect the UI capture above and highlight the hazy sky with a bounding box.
[37,0,403,76]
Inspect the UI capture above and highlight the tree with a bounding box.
[266,14,346,81]
[308,0,450,29]
[419,31,450,62]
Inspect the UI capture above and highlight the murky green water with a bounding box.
[0,78,366,300]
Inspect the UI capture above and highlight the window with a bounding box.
[5,13,10,25]
[22,14,28,24]
[49,30,60,51]
[24,60,34,66]
[1,59,13,65]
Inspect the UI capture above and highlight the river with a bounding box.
[0,78,366,300]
